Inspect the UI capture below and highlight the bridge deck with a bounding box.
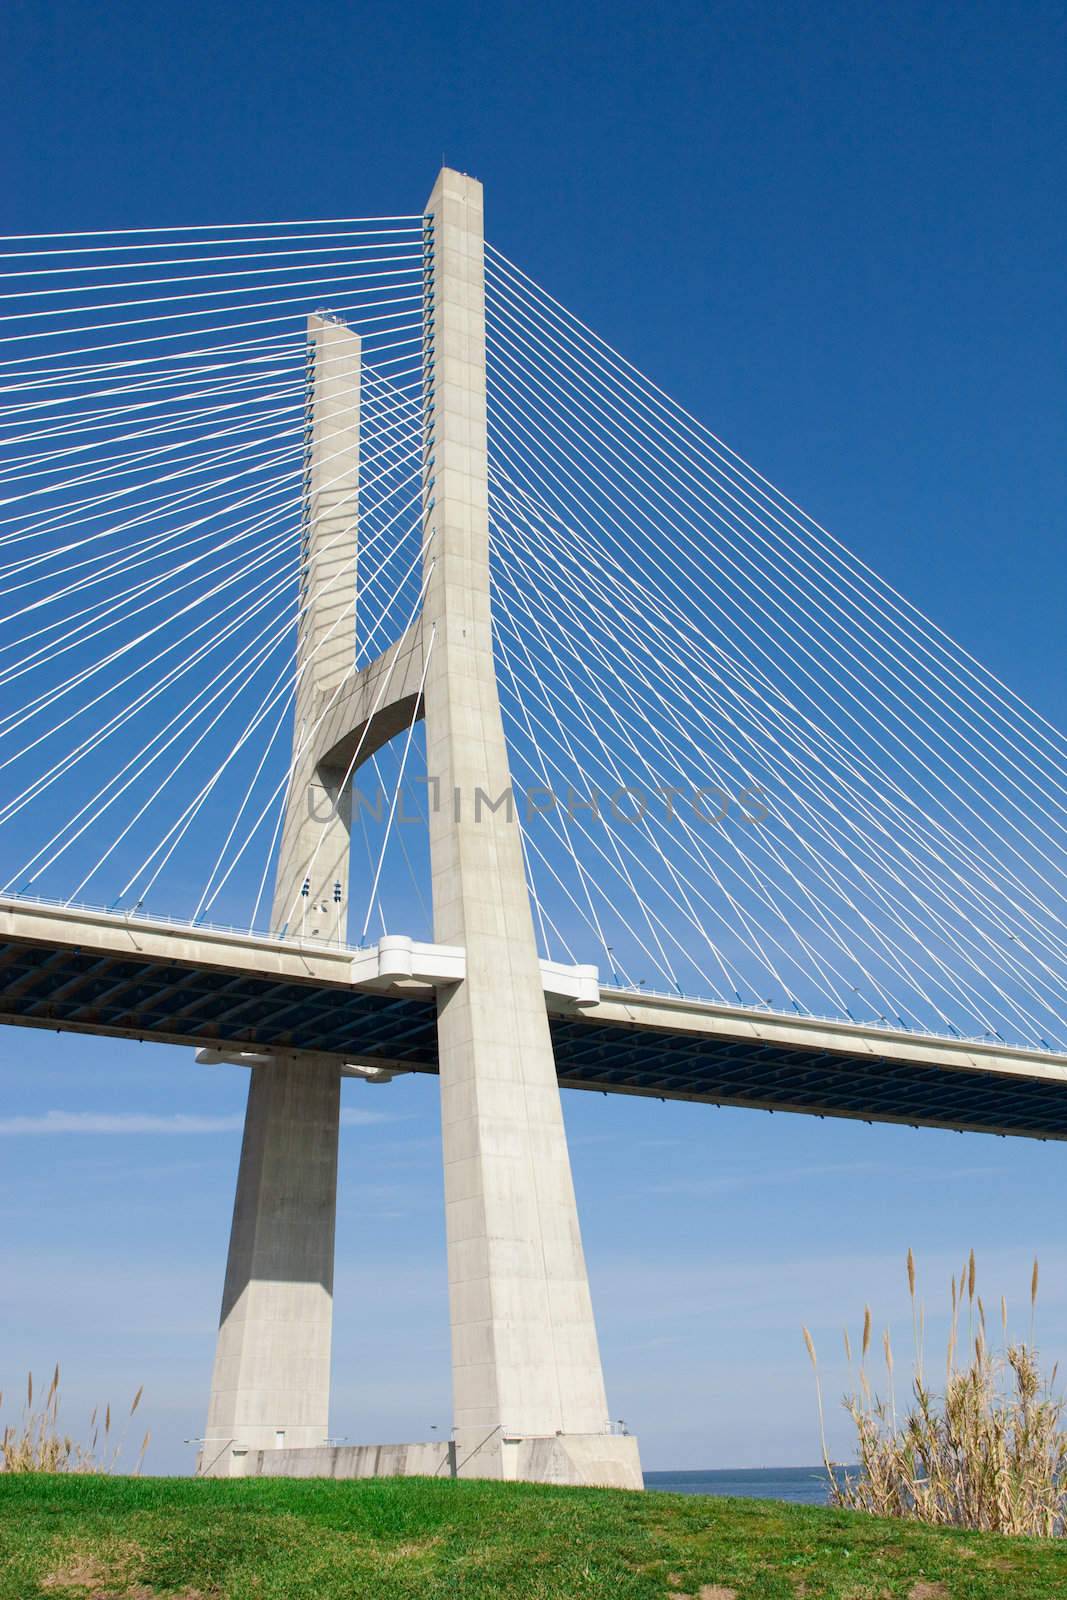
[1,899,1065,1141]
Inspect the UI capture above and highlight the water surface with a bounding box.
[644,1466,851,1505]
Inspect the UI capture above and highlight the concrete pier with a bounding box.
[202,315,360,1476]
[419,169,640,1486]
[202,1053,340,1472]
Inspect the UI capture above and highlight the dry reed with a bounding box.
[0,1365,149,1474]
[804,1252,1067,1537]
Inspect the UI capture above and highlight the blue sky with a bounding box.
[1,0,1065,1472]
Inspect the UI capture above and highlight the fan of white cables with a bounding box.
[484,247,1067,1053]
[0,214,426,931]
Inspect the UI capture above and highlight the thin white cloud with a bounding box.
[0,1107,389,1136]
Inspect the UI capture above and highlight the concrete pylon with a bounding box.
[272,314,361,946]
[201,315,360,1475]
[201,183,638,1489]
[420,169,641,1486]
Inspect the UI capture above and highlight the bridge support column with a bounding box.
[202,314,360,1474]
[421,169,641,1488]
[271,313,360,944]
[201,1055,340,1476]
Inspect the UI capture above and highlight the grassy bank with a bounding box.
[1,1474,1065,1599]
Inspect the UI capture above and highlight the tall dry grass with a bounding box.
[0,1365,149,1474]
[804,1253,1067,1536]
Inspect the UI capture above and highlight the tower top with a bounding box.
[424,166,484,216]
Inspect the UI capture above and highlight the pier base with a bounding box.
[232,1433,642,1489]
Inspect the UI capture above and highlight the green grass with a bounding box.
[1,1474,1065,1599]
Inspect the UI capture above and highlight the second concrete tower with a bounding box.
[420,168,640,1486]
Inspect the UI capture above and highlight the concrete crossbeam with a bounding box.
[313,617,426,773]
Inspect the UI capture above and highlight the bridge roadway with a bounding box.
[1,896,1066,1141]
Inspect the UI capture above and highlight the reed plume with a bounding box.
[1,1367,148,1475]
[807,1252,1067,1537]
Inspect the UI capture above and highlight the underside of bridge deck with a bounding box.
[2,931,1066,1141]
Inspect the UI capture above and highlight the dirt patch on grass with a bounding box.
[115,1591,211,1600]
[40,1539,145,1595]
[40,1541,211,1600]
[668,1587,737,1600]
[40,1551,116,1592]
[46,1587,211,1600]
[384,1535,444,1561]
[908,1584,950,1599]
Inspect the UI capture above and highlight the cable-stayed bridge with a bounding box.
[0,169,1063,1486]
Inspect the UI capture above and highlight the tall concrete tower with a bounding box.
[419,169,636,1484]
[201,315,359,1473]
[202,174,640,1489]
